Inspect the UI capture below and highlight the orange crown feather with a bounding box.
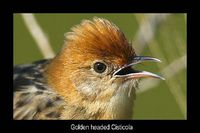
[62,17,136,66]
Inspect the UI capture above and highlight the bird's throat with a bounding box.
[59,86,135,120]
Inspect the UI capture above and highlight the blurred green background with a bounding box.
[14,13,187,119]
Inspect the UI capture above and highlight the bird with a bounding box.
[13,17,164,120]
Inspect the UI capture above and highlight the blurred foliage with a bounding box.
[14,13,186,119]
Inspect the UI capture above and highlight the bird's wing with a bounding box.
[13,59,66,120]
[13,88,65,120]
[14,59,50,92]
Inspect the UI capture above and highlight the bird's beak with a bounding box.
[113,56,165,80]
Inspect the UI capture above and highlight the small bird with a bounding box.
[13,17,164,120]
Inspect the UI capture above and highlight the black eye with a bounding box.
[93,62,107,73]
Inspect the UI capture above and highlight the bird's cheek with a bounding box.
[69,73,101,97]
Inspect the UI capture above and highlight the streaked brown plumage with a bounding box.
[13,17,164,120]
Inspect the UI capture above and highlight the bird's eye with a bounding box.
[93,62,107,73]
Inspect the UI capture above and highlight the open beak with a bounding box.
[113,56,165,80]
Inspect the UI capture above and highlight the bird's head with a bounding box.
[45,17,164,103]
